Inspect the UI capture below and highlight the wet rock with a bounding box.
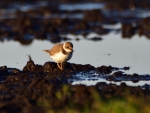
[62,37,72,41]
[93,26,110,35]
[43,61,57,72]
[23,60,43,73]
[43,62,75,73]
[112,71,124,77]
[71,63,95,72]
[23,60,35,71]
[74,21,90,31]
[83,9,105,22]
[96,65,113,74]
[137,17,150,38]
[120,82,127,87]
[0,66,7,71]
[105,0,150,10]
[0,66,8,76]
[122,23,137,38]
[106,71,125,82]
[131,73,139,83]
[49,36,61,43]
[12,69,20,74]
[88,37,102,41]
[17,39,33,45]
[96,82,108,90]
[124,66,130,70]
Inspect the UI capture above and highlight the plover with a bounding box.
[43,42,74,70]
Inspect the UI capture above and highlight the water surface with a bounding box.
[0,27,150,75]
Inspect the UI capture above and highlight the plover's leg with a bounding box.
[57,63,63,70]
[57,63,61,70]
[60,63,63,70]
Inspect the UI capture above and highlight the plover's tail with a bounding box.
[43,50,49,53]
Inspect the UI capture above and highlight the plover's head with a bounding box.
[63,42,74,53]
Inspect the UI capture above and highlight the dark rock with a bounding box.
[122,23,137,38]
[96,65,113,74]
[43,61,56,72]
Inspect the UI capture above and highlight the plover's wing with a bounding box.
[49,43,63,56]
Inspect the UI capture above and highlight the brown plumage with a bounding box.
[43,42,74,70]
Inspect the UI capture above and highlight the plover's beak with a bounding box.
[70,48,74,52]
[68,47,74,52]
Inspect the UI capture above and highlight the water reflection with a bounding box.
[0,31,150,75]
[59,3,104,11]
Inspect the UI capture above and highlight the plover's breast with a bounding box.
[50,51,73,63]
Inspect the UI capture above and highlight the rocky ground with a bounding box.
[0,58,150,112]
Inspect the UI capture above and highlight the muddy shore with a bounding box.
[0,59,150,112]
[0,0,150,112]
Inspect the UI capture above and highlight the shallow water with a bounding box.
[59,3,104,11]
[0,25,150,76]
[0,1,150,86]
[72,78,150,86]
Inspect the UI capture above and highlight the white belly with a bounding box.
[50,51,72,63]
